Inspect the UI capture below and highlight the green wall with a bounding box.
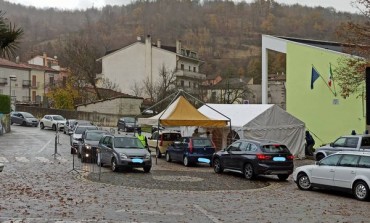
[286,43,365,145]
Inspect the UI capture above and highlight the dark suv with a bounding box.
[212,139,294,181]
[117,117,140,132]
[80,129,111,163]
[165,137,215,167]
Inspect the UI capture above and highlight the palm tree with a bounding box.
[0,11,23,58]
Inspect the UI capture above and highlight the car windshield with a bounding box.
[86,132,106,141]
[123,117,135,123]
[114,137,144,149]
[52,115,65,121]
[22,113,34,118]
[261,144,290,153]
[163,133,182,141]
[75,126,97,134]
[193,138,213,147]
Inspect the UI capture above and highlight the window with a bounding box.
[102,136,110,145]
[228,142,241,151]
[193,67,196,72]
[181,64,184,70]
[358,156,370,168]
[333,137,346,147]
[239,142,249,151]
[320,154,341,166]
[49,76,54,86]
[193,139,212,147]
[361,137,370,149]
[262,145,289,153]
[180,80,184,87]
[338,155,359,167]
[188,82,191,87]
[189,66,191,71]
[345,138,359,148]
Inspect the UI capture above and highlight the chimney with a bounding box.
[157,39,161,48]
[176,40,182,54]
[15,56,20,64]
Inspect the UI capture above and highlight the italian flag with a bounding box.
[328,63,333,87]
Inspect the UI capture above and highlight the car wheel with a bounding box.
[213,158,223,173]
[353,181,369,201]
[277,174,289,181]
[243,163,255,180]
[70,147,75,154]
[52,124,56,131]
[111,158,118,172]
[143,166,151,173]
[165,152,172,162]
[40,122,44,129]
[183,156,190,167]
[156,148,162,158]
[297,173,312,190]
[316,153,325,161]
[22,121,26,126]
[97,154,103,167]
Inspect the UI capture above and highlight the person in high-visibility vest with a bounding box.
[137,129,149,151]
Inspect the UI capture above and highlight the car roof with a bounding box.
[235,138,283,145]
[85,129,109,133]
[154,130,181,134]
[112,134,137,139]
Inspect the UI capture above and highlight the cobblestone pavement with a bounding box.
[0,125,369,223]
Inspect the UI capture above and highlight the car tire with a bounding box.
[156,148,162,158]
[353,181,369,201]
[277,174,289,181]
[165,152,171,162]
[243,163,255,180]
[52,124,56,131]
[183,156,190,167]
[22,121,26,126]
[213,158,223,174]
[70,147,75,154]
[316,153,325,161]
[297,173,312,190]
[143,166,151,173]
[111,158,118,172]
[40,123,44,129]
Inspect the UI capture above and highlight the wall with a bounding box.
[286,42,365,144]
[0,67,30,103]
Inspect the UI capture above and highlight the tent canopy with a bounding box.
[138,96,228,127]
[198,104,306,158]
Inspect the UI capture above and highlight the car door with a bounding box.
[334,154,360,189]
[223,141,242,169]
[311,154,342,186]
[13,112,20,124]
[174,138,188,161]
[44,116,52,128]
[100,136,110,164]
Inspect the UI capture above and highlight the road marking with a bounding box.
[116,209,184,216]
[36,157,53,163]
[15,157,29,162]
[194,204,222,223]
[37,138,53,153]
[0,157,9,162]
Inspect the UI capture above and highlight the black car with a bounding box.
[212,139,294,181]
[70,125,99,155]
[80,129,111,163]
[117,117,140,132]
[10,111,39,127]
[64,119,94,135]
[165,137,215,167]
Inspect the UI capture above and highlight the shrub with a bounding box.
[0,95,11,114]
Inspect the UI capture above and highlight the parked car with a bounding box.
[293,151,370,201]
[79,129,111,163]
[212,139,294,181]
[64,119,94,135]
[117,117,141,132]
[314,135,370,161]
[70,125,99,155]
[0,162,4,172]
[147,130,182,158]
[11,111,39,127]
[39,115,66,131]
[165,137,215,167]
[97,134,152,172]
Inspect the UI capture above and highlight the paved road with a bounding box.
[0,125,369,223]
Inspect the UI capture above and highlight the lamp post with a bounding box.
[9,75,17,111]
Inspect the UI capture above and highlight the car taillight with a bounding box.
[159,134,163,146]
[287,155,294,160]
[256,154,272,160]
[189,140,193,153]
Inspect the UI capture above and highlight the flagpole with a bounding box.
[312,65,337,97]
[330,63,338,96]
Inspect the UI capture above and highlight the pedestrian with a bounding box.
[305,130,315,156]
[351,130,357,135]
[192,128,202,137]
[206,131,211,139]
[137,129,149,151]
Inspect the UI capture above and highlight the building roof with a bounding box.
[278,36,347,54]
[0,58,30,70]
[209,77,253,89]
[26,63,60,73]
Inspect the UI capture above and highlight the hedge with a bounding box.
[0,95,11,114]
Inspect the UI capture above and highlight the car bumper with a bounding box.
[187,154,213,164]
[26,122,39,127]
[117,158,152,168]
[254,163,294,175]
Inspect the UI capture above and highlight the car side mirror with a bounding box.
[315,161,320,165]
[330,143,334,147]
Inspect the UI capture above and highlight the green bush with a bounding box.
[0,95,11,114]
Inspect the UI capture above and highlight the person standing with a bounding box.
[305,130,315,156]
[137,129,149,151]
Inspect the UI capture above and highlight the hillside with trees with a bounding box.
[0,0,366,86]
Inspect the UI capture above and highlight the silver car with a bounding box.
[97,134,152,172]
[11,112,39,127]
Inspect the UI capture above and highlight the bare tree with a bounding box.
[100,77,121,92]
[130,81,143,97]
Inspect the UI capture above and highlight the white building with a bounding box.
[97,35,206,96]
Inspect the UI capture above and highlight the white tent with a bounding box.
[198,104,306,158]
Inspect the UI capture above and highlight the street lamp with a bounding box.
[9,75,17,110]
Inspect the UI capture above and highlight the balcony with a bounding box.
[175,70,206,80]
[22,80,31,87]
[0,78,8,85]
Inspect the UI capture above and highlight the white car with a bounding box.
[293,151,370,201]
[39,115,66,131]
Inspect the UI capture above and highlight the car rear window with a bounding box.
[261,144,290,153]
[86,132,106,141]
[114,137,144,148]
[162,133,181,141]
[75,126,98,134]
[193,139,213,147]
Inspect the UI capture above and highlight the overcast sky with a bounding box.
[4,0,361,14]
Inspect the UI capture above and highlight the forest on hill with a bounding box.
[0,0,366,84]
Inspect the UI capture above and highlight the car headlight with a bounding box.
[120,153,128,159]
[145,154,151,159]
[85,144,91,150]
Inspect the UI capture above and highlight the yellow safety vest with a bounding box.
[137,135,146,146]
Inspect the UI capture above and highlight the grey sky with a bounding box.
[4,0,361,14]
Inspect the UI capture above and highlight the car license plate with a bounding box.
[132,158,143,163]
[273,157,286,162]
[198,158,210,163]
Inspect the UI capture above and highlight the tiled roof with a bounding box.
[26,63,60,73]
[0,58,30,70]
